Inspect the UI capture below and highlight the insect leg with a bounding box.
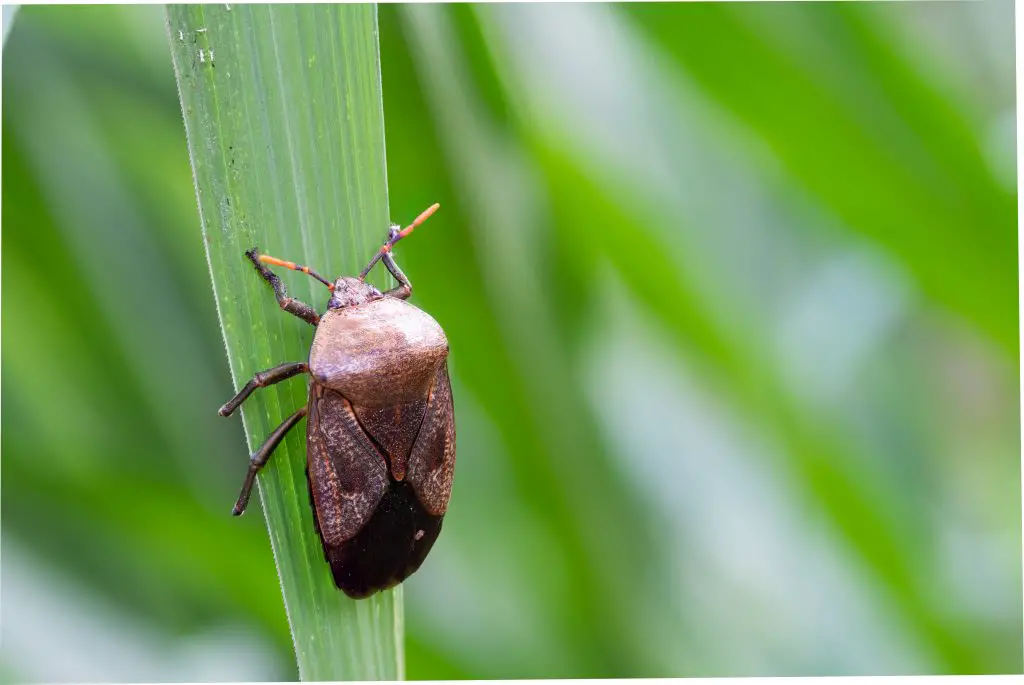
[381,251,412,300]
[219,361,309,417]
[358,203,439,286]
[245,248,321,326]
[232,405,308,516]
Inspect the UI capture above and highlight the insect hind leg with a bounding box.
[232,406,308,516]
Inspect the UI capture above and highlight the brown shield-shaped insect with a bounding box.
[218,204,455,599]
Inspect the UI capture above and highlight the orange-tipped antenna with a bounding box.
[259,254,334,290]
[397,202,440,240]
[359,203,440,280]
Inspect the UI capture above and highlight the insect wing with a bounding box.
[405,362,456,517]
[306,385,389,546]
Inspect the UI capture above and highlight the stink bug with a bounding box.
[218,204,455,599]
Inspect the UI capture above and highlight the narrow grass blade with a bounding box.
[166,4,403,679]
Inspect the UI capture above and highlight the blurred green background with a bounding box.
[2,2,1020,680]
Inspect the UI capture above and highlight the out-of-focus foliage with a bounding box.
[2,3,1020,681]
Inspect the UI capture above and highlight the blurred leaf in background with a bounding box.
[2,5,295,682]
[2,2,1020,681]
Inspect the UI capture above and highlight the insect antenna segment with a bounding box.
[359,203,440,281]
[258,255,335,290]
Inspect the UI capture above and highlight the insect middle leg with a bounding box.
[246,248,321,325]
[233,405,308,516]
[219,361,308,417]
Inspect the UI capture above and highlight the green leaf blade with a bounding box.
[166,4,402,680]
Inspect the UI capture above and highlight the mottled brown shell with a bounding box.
[304,297,455,598]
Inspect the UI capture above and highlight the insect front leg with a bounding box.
[381,251,412,300]
[233,405,308,516]
[245,248,321,325]
[219,361,309,417]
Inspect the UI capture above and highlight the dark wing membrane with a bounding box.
[318,480,443,599]
[306,385,389,546]
[405,362,456,516]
